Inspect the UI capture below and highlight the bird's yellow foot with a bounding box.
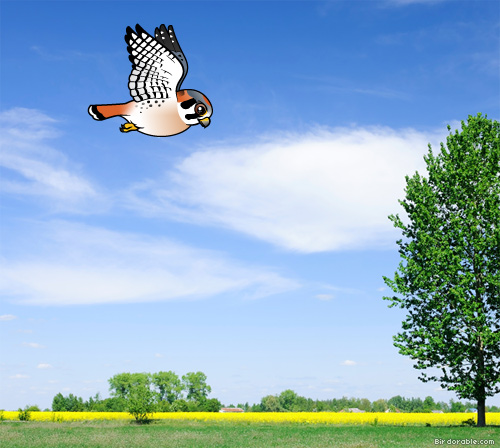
[120,123,139,133]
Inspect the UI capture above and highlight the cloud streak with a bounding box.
[10,374,29,379]
[341,360,357,366]
[0,108,101,211]
[22,342,46,349]
[126,125,444,252]
[384,0,447,5]
[0,221,298,306]
[37,363,53,369]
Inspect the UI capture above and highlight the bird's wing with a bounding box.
[125,24,187,102]
[154,24,188,89]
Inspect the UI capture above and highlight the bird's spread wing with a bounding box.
[154,25,188,88]
[125,24,187,102]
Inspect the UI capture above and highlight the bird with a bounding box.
[88,24,212,137]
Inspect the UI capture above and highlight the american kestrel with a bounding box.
[88,24,212,137]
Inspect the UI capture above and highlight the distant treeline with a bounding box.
[47,391,500,413]
[245,390,500,413]
[40,371,500,413]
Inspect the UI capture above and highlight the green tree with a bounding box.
[108,372,151,399]
[388,395,407,412]
[293,396,313,412]
[423,396,436,412]
[278,389,298,412]
[51,393,84,411]
[358,398,372,412]
[52,393,66,412]
[261,395,283,412]
[372,399,388,413]
[171,399,189,412]
[127,384,157,423]
[200,398,222,412]
[408,397,424,413]
[152,371,183,403]
[383,114,500,427]
[450,399,466,413]
[181,371,211,402]
[101,397,128,412]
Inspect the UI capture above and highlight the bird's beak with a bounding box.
[198,117,210,128]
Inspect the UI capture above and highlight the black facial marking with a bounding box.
[181,98,197,109]
[185,113,198,120]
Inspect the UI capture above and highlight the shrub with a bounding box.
[25,405,40,412]
[127,385,157,423]
[17,407,31,421]
[201,398,222,412]
[171,399,188,412]
[461,418,476,427]
[156,400,172,412]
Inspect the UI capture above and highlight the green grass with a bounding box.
[1,420,499,448]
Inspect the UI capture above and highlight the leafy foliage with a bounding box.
[383,114,500,426]
[152,371,183,403]
[127,385,157,423]
[17,406,33,421]
[182,371,212,402]
[108,373,151,400]
[52,393,85,412]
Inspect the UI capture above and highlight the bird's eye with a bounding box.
[195,104,207,116]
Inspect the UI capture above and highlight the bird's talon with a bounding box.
[120,123,139,133]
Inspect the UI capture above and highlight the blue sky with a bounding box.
[1,0,499,411]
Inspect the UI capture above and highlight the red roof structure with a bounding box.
[219,407,245,413]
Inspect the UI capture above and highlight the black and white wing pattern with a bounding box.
[154,24,188,88]
[125,24,188,102]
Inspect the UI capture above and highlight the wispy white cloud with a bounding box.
[384,0,447,6]
[126,125,444,253]
[297,75,410,100]
[22,342,46,349]
[375,20,500,77]
[10,374,29,379]
[0,108,102,211]
[0,221,298,306]
[341,360,357,366]
[316,294,334,301]
[0,314,17,321]
[30,46,103,62]
[37,363,53,369]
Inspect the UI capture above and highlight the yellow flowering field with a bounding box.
[2,411,500,426]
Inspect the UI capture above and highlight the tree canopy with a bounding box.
[152,371,183,404]
[182,371,212,402]
[383,114,500,427]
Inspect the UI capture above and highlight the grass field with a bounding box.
[1,420,499,448]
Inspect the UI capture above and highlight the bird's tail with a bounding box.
[88,102,134,121]
[88,105,107,121]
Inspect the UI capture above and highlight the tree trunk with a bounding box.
[477,397,486,427]
[476,334,486,427]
